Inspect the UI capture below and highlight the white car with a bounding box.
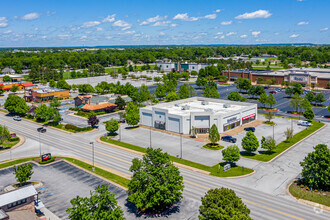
[13,116,21,121]
[297,120,312,126]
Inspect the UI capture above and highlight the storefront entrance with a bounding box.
[242,113,256,125]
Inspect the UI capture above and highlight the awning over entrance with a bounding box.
[242,113,256,120]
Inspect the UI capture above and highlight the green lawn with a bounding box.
[241,121,325,162]
[0,157,38,169]
[100,137,254,177]
[289,182,330,207]
[202,143,224,151]
[1,139,20,149]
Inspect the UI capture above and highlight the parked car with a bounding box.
[13,116,21,121]
[297,120,312,126]
[263,86,269,89]
[221,136,237,143]
[276,88,282,92]
[37,127,47,133]
[269,90,277,94]
[244,127,256,132]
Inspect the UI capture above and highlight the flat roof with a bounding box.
[144,97,255,117]
[0,185,37,207]
[33,87,68,93]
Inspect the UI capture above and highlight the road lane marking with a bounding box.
[184,180,304,220]
[84,147,131,164]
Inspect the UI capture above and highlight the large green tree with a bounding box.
[236,78,251,93]
[125,102,140,126]
[199,188,251,220]
[222,145,240,164]
[266,94,276,108]
[0,124,10,146]
[166,92,179,101]
[208,124,220,145]
[50,97,61,109]
[261,136,276,152]
[289,93,303,112]
[13,163,34,186]
[128,148,184,213]
[4,94,29,114]
[35,104,49,121]
[203,86,219,98]
[241,131,259,154]
[303,107,315,120]
[154,84,167,99]
[300,144,330,190]
[114,96,126,110]
[258,93,268,107]
[105,119,119,134]
[66,184,124,220]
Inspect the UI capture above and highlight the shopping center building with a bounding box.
[140,97,257,134]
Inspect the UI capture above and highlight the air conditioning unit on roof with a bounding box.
[223,104,231,108]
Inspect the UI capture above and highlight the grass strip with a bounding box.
[100,137,253,177]
[241,121,324,162]
[0,157,38,169]
[289,182,330,207]
[1,139,20,149]
[59,157,130,188]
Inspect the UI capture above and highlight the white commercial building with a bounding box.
[156,62,212,73]
[140,97,257,134]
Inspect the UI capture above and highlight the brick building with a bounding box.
[24,87,69,102]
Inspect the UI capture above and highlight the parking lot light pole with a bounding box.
[90,142,95,171]
[180,133,183,159]
[149,127,152,148]
[272,124,275,140]
[119,124,121,142]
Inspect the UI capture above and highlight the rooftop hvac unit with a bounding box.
[175,104,179,107]
[223,104,231,108]
[201,101,209,105]
[181,105,190,110]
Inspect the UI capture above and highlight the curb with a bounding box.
[0,134,25,154]
[220,169,256,179]
[286,179,330,212]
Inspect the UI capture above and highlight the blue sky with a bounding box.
[0,0,329,47]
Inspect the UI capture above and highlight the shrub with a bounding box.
[9,137,19,142]
[65,124,78,130]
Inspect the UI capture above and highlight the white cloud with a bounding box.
[204,14,217,19]
[152,20,171,26]
[4,30,12,34]
[226,32,236,36]
[220,36,225,39]
[140,15,167,25]
[41,35,47,39]
[297,21,309,25]
[96,27,104,31]
[274,32,280,35]
[58,34,72,39]
[113,20,132,30]
[80,36,87,40]
[0,17,8,28]
[297,0,303,1]
[105,36,112,39]
[320,27,328,31]
[235,10,272,19]
[252,31,261,37]
[46,11,56,16]
[103,14,116,23]
[159,32,165,36]
[22,12,40,20]
[124,30,136,35]
[215,9,221,13]
[170,23,178,27]
[221,20,232,25]
[240,34,247,38]
[290,34,299,38]
[81,21,100,28]
[216,32,223,35]
[173,13,199,21]
[34,27,38,31]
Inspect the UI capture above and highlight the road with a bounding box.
[0,113,329,219]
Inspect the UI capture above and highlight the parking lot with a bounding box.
[0,160,200,220]
[114,114,306,166]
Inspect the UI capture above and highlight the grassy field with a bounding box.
[100,137,254,177]
[2,139,20,149]
[241,121,325,162]
[289,181,330,207]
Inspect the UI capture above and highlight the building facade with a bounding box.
[140,97,257,134]
[0,82,34,91]
[24,87,69,102]
[156,62,212,73]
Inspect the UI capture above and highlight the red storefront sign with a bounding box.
[242,113,256,121]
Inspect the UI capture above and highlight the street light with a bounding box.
[118,124,121,142]
[37,128,46,157]
[272,124,275,140]
[90,142,95,171]
[180,133,183,159]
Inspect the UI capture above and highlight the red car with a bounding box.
[269,90,277,94]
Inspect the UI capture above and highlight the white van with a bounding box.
[297,120,312,126]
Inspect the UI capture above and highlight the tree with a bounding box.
[305,92,315,104]
[66,184,124,220]
[222,145,240,164]
[314,92,326,106]
[208,124,220,145]
[88,115,99,128]
[128,148,184,213]
[289,93,303,112]
[284,128,293,142]
[56,79,71,90]
[303,107,314,120]
[35,104,49,121]
[115,96,126,110]
[10,85,19,93]
[227,91,242,101]
[13,163,34,186]
[266,94,276,108]
[241,131,259,154]
[199,188,251,220]
[258,93,268,107]
[285,87,294,97]
[0,85,4,95]
[264,112,274,122]
[3,75,12,82]
[178,84,196,99]
[300,144,329,191]
[166,92,179,101]
[154,84,167,99]
[49,79,56,88]
[261,136,276,152]
[0,124,10,146]
[105,119,119,134]
[50,97,61,109]
[196,76,208,88]
[236,78,251,93]
[292,83,303,95]
[301,98,311,110]
[78,84,95,94]
[125,102,140,126]
[71,84,77,91]
[4,94,29,114]
[203,86,219,98]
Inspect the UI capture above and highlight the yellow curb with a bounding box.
[287,179,330,212]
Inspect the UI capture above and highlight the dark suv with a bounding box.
[37,127,46,133]
[244,127,255,132]
[221,136,237,143]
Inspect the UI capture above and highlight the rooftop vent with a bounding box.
[181,105,190,110]
[223,104,231,108]
[201,101,209,105]
[174,104,179,107]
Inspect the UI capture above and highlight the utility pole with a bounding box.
[90,142,95,171]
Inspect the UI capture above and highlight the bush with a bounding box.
[65,124,78,130]
[39,157,56,164]
[9,137,19,142]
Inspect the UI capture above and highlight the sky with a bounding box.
[0,0,329,47]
